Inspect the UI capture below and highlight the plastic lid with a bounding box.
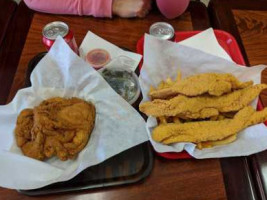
[86,49,111,69]
[100,68,140,105]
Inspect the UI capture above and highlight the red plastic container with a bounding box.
[136,30,263,159]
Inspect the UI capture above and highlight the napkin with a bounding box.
[179,28,233,62]
[79,31,142,71]
[0,37,148,190]
[139,32,267,159]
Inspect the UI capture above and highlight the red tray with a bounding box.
[136,30,261,159]
[137,30,246,69]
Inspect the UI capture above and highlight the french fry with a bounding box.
[210,115,225,121]
[222,112,236,119]
[176,70,182,82]
[165,77,174,86]
[196,134,237,150]
[210,115,218,121]
[158,81,166,89]
[173,116,181,124]
[149,85,156,93]
[151,70,182,100]
[158,116,167,124]
[218,115,225,120]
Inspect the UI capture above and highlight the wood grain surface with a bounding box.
[0,1,33,104]
[209,1,267,200]
[0,2,229,200]
[1,158,226,200]
[0,0,16,47]
[233,9,267,108]
[233,10,267,66]
[233,8,267,200]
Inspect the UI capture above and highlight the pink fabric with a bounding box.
[156,0,190,19]
[24,0,113,17]
[24,0,189,19]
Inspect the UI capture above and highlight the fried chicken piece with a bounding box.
[44,136,69,160]
[57,100,96,129]
[64,130,90,157]
[33,98,94,131]
[152,106,267,144]
[32,98,95,160]
[149,73,253,99]
[21,131,45,160]
[33,97,96,160]
[33,98,74,134]
[14,97,96,161]
[15,109,34,147]
[140,84,267,119]
[58,101,96,157]
[15,109,46,160]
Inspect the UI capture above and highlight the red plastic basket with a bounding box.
[136,30,263,159]
[137,30,246,70]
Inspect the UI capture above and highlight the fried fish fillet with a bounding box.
[140,84,267,119]
[149,73,253,99]
[196,134,237,150]
[15,97,96,161]
[152,106,267,144]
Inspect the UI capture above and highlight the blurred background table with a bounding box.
[0,1,261,200]
[209,0,267,200]
[0,1,33,105]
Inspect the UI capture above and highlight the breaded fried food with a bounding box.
[15,109,45,160]
[196,134,237,150]
[33,98,95,133]
[14,97,96,161]
[140,84,267,119]
[15,109,34,147]
[151,71,182,91]
[152,106,267,144]
[149,73,253,99]
[21,131,45,160]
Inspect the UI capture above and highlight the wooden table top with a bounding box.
[0,1,33,105]
[0,1,253,200]
[0,0,16,47]
[209,0,267,199]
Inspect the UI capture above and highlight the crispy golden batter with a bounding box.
[152,106,267,144]
[15,97,96,161]
[21,131,45,160]
[15,109,34,147]
[15,109,45,160]
[144,72,266,149]
[196,134,237,150]
[140,84,267,119]
[149,73,253,99]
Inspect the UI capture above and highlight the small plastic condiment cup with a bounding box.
[128,71,141,105]
[86,49,111,70]
[99,68,141,105]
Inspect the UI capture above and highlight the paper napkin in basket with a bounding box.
[179,28,233,62]
[0,37,148,190]
[79,31,142,71]
[139,33,267,159]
